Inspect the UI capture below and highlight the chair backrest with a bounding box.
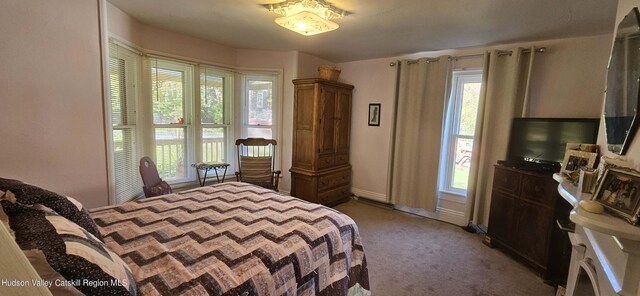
[236,138,277,163]
[139,156,172,197]
[235,138,278,189]
[140,157,161,187]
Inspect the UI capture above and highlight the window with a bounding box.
[109,43,142,203]
[106,45,277,202]
[151,59,194,182]
[241,74,279,140]
[441,71,482,194]
[108,42,142,204]
[199,67,233,164]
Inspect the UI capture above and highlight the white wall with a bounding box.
[297,52,335,78]
[339,34,613,207]
[107,3,237,66]
[338,57,396,202]
[106,2,143,46]
[527,37,612,117]
[0,0,109,208]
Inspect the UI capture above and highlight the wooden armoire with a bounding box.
[290,78,354,206]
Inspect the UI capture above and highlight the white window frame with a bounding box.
[440,70,482,196]
[240,73,280,142]
[150,59,195,184]
[105,38,284,193]
[195,66,235,173]
[106,42,143,205]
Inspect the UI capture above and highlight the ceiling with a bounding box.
[107,0,618,63]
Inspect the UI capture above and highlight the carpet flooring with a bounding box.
[334,199,556,296]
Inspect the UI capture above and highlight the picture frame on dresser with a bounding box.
[592,167,640,225]
[560,150,597,173]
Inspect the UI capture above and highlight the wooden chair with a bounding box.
[139,156,172,197]
[235,138,281,191]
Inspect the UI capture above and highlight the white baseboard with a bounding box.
[394,204,466,226]
[435,207,466,226]
[350,187,467,226]
[351,187,389,203]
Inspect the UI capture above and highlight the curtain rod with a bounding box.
[108,37,144,56]
[108,37,239,72]
[389,47,546,67]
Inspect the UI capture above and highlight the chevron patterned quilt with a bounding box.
[90,182,370,296]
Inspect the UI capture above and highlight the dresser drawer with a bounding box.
[332,170,351,187]
[318,169,351,191]
[520,174,557,206]
[317,155,335,169]
[493,167,521,195]
[318,175,333,191]
[319,185,351,205]
[335,153,349,165]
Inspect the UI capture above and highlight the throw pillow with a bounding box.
[0,195,138,296]
[0,178,102,240]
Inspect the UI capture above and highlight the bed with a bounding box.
[0,179,369,296]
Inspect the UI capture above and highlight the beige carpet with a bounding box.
[334,200,556,296]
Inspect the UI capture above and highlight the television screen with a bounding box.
[507,118,600,165]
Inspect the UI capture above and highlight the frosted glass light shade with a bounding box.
[275,11,339,36]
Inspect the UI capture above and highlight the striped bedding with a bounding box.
[90,182,370,295]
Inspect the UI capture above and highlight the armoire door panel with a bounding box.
[319,86,336,155]
[335,90,352,154]
[295,86,315,130]
[294,129,313,168]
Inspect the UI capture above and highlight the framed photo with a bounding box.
[368,103,381,126]
[561,150,597,173]
[565,143,598,153]
[595,156,632,186]
[592,167,640,225]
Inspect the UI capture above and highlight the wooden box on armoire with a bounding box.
[290,78,354,206]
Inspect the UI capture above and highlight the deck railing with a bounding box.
[114,137,225,180]
[202,138,225,163]
[155,137,225,179]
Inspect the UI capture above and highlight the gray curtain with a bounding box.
[466,47,536,227]
[390,56,453,212]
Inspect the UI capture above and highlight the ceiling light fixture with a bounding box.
[264,0,349,36]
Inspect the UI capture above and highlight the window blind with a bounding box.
[109,42,142,204]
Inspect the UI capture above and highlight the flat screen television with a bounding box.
[505,118,600,171]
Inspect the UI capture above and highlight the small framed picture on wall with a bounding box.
[368,103,381,126]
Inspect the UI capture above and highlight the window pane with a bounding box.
[247,127,272,139]
[247,80,273,126]
[202,127,225,162]
[452,138,473,190]
[152,67,184,124]
[201,73,224,124]
[155,127,186,179]
[458,82,481,136]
